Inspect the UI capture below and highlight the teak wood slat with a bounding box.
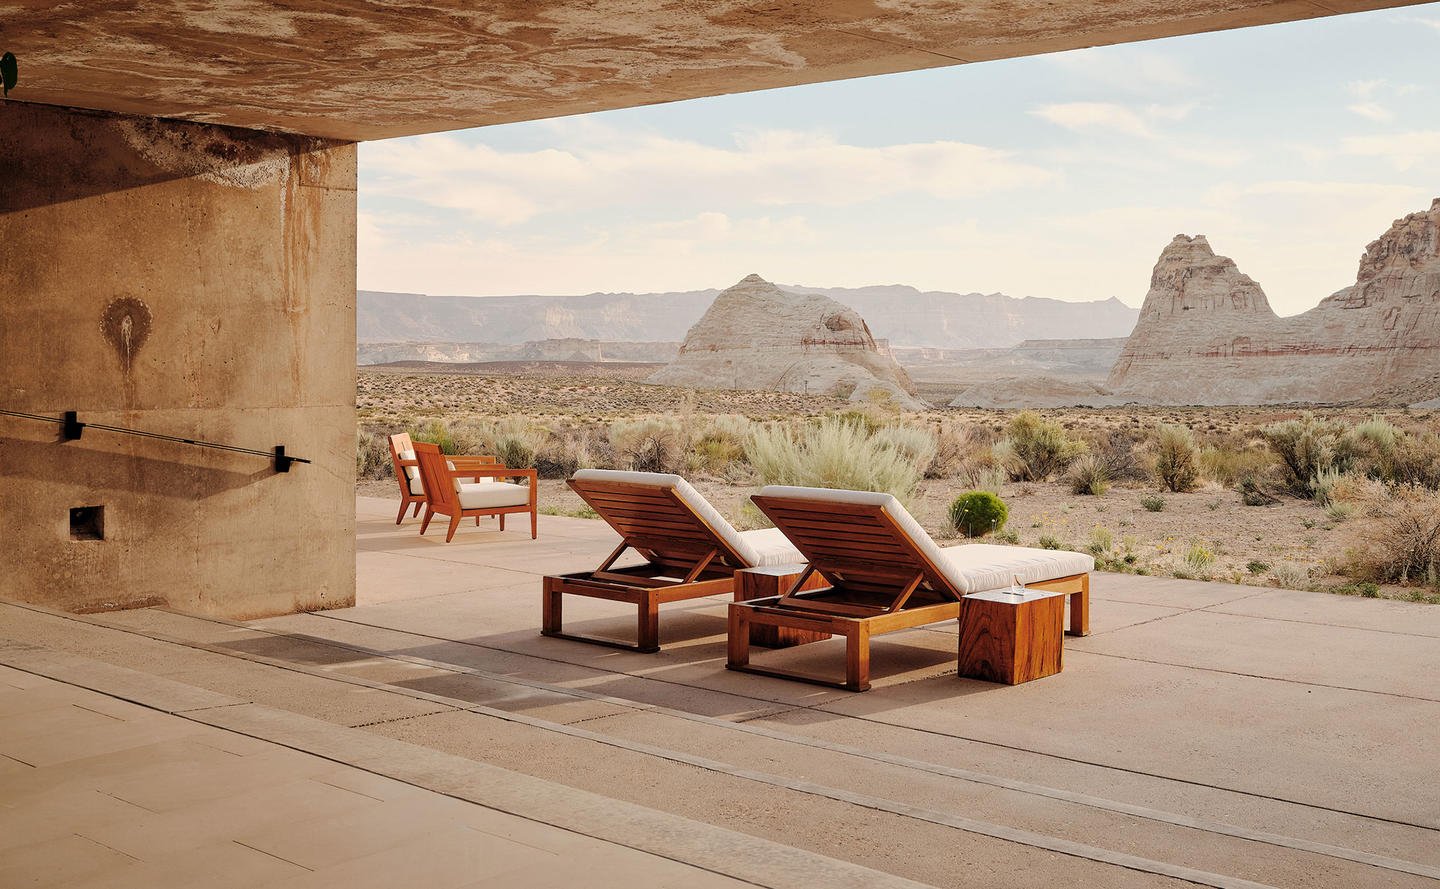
[542,476,800,652]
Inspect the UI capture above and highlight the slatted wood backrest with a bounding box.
[568,477,750,570]
[413,442,457,512]
[388,432,416,494]
[750,494,964,603]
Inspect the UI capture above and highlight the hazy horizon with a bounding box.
[358,4,1440,315]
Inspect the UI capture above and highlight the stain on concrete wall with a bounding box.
[0,102,357,618]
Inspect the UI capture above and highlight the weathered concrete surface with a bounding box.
[0,102,357,618]
[0,0,1428,139]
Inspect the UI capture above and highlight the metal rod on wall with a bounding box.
[0,408,309,473]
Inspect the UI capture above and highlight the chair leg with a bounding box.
[727,605,751,669]
[530,508,537,540]
[395,500,408,525]
[499,514,506,531]
[845,625,872,692]
[1068,575,1090,637]
[636,596,661,653]
[475,515,481,526]
[542,578,562,636]
[419,507,434,535]
[445,513,461,543]
[412,501,422,517]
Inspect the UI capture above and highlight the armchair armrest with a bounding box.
[448,455,499,471]
[448,467,537,484]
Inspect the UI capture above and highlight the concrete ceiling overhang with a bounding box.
[0,0,1425,141]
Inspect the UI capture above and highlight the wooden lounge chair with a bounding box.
[728,486,1093,691]
[388,432,502,525]
[542,469,808,652]
[412,442,538,542]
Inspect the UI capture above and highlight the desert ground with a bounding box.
[357,365,1440,602]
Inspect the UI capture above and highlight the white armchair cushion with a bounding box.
[407,475,424,496]
[399,449,420,481]
[457,482,530,510]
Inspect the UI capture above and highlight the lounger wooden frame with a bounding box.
[542,477,755,653]
[727,493,1088,691]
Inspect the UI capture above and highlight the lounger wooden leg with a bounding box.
[727,605,751,669]
[445,514,461,543]
[499,514,506,531]
[419,508,434,535]
[845,625,872,692]
[1067,574,1090,637]
[636,595,661,653]
[475,515,481,526]
[542,579,562,637]
[530,509,537,540]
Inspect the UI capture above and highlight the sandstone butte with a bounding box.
[648,273,927,409]
[1107,198,1440,405]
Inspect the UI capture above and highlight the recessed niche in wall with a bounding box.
[69,506,104,541]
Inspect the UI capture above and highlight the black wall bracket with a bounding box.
[62,410,84,440]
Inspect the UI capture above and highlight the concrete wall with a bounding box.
[0,103,356,618]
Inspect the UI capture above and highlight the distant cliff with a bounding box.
[1108,198,1440,405]
[357,285,1136,350]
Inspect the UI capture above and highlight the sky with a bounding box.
[357,4,1440,316]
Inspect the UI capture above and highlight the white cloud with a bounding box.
[360,130,1055,227]
[1347,102,1394,122]
[1047,49,1200,94]
[1030,102,1155,138]
[1341,130,1440,170]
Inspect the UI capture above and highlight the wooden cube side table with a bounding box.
[958,588,1065,685]
[734,565,831,648]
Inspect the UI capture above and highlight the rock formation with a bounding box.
[648,274,926,409]
[1107,198,1440,405]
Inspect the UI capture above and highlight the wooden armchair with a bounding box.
[412,442,538,542]
[387,432,501,525]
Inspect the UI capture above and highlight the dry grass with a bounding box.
[356,367,1440,600]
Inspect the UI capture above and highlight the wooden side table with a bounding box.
[958,588,1065,685]
[734,565,831,648]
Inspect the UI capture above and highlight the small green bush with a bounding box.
[1140,494,1165,512]
[948,491,1009,538]
[1037,534,1063,550]
[1246,560,1270,575]
[1238,474,1281,506]
[411,418,459,454]
[1152,424,1201,493]
[1263,415,1347,497]
[1184,542,1215,573]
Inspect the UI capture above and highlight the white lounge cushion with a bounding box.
[457,482,530,510]
[736,527,806,568]
[936,544,1093,594]
[754,485,1092,594]
[572,469,801,568]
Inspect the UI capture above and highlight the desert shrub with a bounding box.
[1089,430,1144,481]
[1087,526,1114,556]
[1198,439,1275,487]
[1066,453,1110,495]
[831,408,882,436]
[535,433,596,479]
[1140,494,1165,512]
[1037,534,1063,550]
[949,491,1008,538]
[1237,473,1281,506]
[1392,430,1440,489]
[1262,415,1347,497]
[1309,466,1345,505]
[994,528,1020,545]
[687,415,751,476]
[1341,485,1440,586]
[1270,563,1312,590]
[1340,416,1400,480]
[997,411,1086,482]
[926,423,979,479]
[745,416,922,501]
[1324,500,1354,522]
[874,424,938,475]
[356,431,391,480]
[411,418,459,454]
[1184,542,1215,573]
[1151,424,1201,493]
[1246,560,1270,576]
[609,416,687,474]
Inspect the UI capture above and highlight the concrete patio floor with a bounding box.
[3,493,1440,888]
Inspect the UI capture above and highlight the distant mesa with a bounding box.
[649,274,927,409]
[1107,198,1440,406]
